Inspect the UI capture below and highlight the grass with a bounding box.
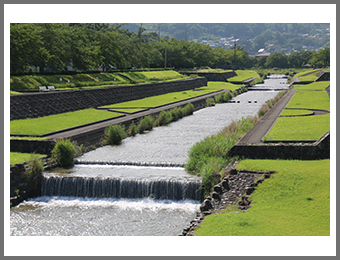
[207,81,245,92]
[280,109,312,116]
[10,152,46,166]
[194,159,330,236]
[10,70,189,91]
[99,84,227,111]
[264,113,330,141]
[286,89,330,111]
[292,81,330,91]
[10,108,122,135]
[227,70,261,82]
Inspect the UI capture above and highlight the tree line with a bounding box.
[10,23,330,74]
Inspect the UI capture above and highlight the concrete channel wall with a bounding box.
[227,131,330,160]
[10,77,208,120]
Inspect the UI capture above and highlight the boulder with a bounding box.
[200,199,213,212]
[213,184,222,193]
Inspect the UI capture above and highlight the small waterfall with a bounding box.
[42,176,201,201]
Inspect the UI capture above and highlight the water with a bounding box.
[10,78,286,237]
[10,196,199,236]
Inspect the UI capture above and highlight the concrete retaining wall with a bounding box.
[10,77,208,120]
[227,131,330,160]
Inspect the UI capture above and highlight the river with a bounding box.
[10,77,289,237]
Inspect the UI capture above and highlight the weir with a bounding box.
[41,175,201,201]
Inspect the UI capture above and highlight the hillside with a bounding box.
[121,23,330,55]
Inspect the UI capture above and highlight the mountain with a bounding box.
[121,23,330,55]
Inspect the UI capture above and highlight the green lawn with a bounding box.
[280,109,312,116]
[10,108,122,135]
[207,81,245,91]
[286,89,330,110]
[227,70,260,82]
[264,113,330,141]
[10,152,47,165]
[99,84,226,111]
[195,159,330,236]
[292,81,330,91]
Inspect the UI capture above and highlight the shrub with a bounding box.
[171,107,181,121]
[128,121,137,136]
[28,156,44,185]
[51,138,76,167]
[206,97,215,107]
[181,103,194,116]
[154,110,173,126]
[103,123,127,145]
[138,115,154,134]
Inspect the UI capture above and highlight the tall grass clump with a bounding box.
[28,156,44,195]
[51,138,77,167]
[186,117,257,197]
[103,123,127,145]
[154,110,173,126]
[128,121,137,136]
[181,103,194,116]
[137,115,154,134]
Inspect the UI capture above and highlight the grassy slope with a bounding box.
[265,113,330,141]
[264,82,330,141]
[10,70,188,91]
[10,108,122,135]
[10,152,46,166]
[292,81,330,91]
[195,159,330,236]
[280,109,312,116]
[227,70,260,82]
[99,83,227,110]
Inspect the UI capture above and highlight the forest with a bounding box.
[10,23,329,75]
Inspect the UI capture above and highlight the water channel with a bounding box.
[10,77,289,237]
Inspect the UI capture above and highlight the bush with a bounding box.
[128,121,137,136]
[28,156,44,189]
[103,124,127,145]
[206,97,215,107]
[51,138,77,167]
[154,110,173,126]
[181,103,194,116]
[138,115,154,134]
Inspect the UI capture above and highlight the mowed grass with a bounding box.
[207,81,245,91]
[293,81,330,91]
[227,70,260,82]
[286,89,330,110]
[10,152,47,165]
[10,108,122,135]
[280,109,312,116]
[264,113,330,141]
[194,159,330,236]
[99,84,227,111]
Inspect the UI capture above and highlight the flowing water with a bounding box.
[10,77,289,236]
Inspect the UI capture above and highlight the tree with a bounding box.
[265,52,288,68]
[309,47,330,67]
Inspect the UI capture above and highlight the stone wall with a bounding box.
[10,77,208,120]
[10,139,55,154]
[227,131,330,160]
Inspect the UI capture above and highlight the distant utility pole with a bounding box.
[185,30,188,41]
[233,38,237,69]
[140,23,143,43]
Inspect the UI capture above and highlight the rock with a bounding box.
[213,184,222,193]
[221,179,230,189]
[212,191,220,200]
[256,178,264,184]
[245,186,255,195]
[229,168,238,175]
[264,174,271,179]
[200,199,213,212]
